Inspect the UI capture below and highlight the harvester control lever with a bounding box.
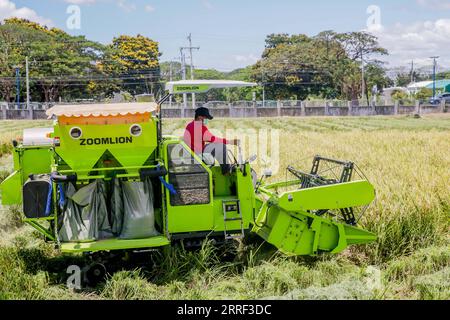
[141,165,177,195]
[139,166,168,179]
[49,172,77,211]
[50,172,77,183]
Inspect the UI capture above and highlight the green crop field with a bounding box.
[0,114,449,300]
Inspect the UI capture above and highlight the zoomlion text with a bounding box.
[80,137,133,146]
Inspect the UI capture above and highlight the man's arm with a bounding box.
[203,126,240,145]
[203,126,228,144]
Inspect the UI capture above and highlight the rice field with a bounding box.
[0,114,449,300]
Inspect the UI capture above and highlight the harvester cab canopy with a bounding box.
[165,80,257,95]
[159,80,257,105]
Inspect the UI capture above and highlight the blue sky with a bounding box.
[3,0,450,71]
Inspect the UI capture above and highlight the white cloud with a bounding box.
[368,18,450,70]
[144,4,155,12]
[0,0,53,26]
[417,0,450,10]
[117,0,136,12]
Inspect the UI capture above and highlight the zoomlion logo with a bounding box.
[175,86,201,91]
[80,137,133,146]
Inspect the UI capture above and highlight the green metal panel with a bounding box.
[276,180,375,211]
[163,140,215,233]
[212,197,242,232]
[163,139,256,234]
[0,170,22,205]
[253,203,376,256]
[60,236,170,253]
[17,147,53,183]
[236,164,256,228]
[211,166,234,197]
[210,164,255,232]
[253,180,377,256]
[1,146,52,206]
[53,120,157,171]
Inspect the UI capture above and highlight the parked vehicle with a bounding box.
[429,93,450,104]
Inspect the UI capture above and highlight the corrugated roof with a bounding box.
[407,81,433,89]
[46,103,157,119]
[425,79,450,89]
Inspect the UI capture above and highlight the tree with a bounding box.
[335,31,388,61]
[395,69,428,87]
[251,32,389,101]
[160,61,182,81]
[335,31,388,102]
[391,89,408,101]
[415,88,433,101]
[365,62,393,94]
[107,34,161,96]
[252,34,331,100]
[0,19,164,103]
[0,18,108,102]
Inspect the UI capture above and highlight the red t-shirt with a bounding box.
[184,120,229,153]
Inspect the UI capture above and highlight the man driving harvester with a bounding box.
[184,107,240,174]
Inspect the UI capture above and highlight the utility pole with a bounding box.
[180,34,200,108]
[361,49,365,103]
[14,66,20,109]
[262,66,265,107]
[169,60,173,107]
[26,57,30,110]
[180,48,187,108]
[430,56,439,99]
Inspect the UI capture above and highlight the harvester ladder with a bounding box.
[222,199,245,240]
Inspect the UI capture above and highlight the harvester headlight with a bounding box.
[130,124,142,137]
[69,127,83,139]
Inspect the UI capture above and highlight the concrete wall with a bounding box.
[1,107,48,120]
[1,101,446,120]
[398,106,416,115]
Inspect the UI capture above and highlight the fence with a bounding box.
[1,100,447,120]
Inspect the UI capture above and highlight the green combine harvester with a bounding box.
[0,80,376,278]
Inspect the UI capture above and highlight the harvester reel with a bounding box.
[286,156,372,225]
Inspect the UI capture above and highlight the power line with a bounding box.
[0,74,161,81]
[182,33,200,108]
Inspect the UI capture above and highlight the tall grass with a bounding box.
[0,143,12,159]
[0,120,51,158]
